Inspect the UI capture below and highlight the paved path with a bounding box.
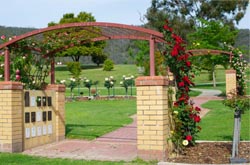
[23,89,223,162]
[23,115,137,161]
[191,88,224,118]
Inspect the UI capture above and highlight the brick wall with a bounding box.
[136,76,172,161]
[226,69,237,97]
[0,82,23,152]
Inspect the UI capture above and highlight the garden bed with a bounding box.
[167,142,250,164]
[66,95,136,102]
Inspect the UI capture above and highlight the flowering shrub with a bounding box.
[224,44,248,95]
[162,20,201,152]
[0,35,51,89]
[104,76,115,97]
[120,75,134,96]
[68,78,77,97]
[83,78,92,96]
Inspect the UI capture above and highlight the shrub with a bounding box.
[103,59,114,71]
[67,62,81,77]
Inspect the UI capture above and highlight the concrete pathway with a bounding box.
[191,88,224,118]
[23,89,224,162]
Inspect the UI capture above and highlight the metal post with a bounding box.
[149,35,155,76]
[4,47,10,81]
[230,107,246,163]
[50,58,55,84]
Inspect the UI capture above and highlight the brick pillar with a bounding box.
[136,76,171,161]
[46,84,66,141]
[226,69,237,97]
[0,82,23,152]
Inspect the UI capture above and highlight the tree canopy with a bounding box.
[46,12,106,63]
[145,0,249,38]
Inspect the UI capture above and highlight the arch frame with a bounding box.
[0,22,166,82]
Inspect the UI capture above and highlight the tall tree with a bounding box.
[187,19,238,86]
[46,12,106,62]
[145,0,249,37]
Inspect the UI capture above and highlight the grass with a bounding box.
[65,100,136,139]
[55,64,139,86]
[0,153,156,165]
[198,100,250,141]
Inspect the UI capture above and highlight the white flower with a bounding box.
[0,64,4,67]
[105,78,108,81]
[120,81,123,85]
[182,140,189,146]
[110,81,113,85]
[22,56,26,59]
[173,111,178,115]
[9,37,12,41]
[110,76,113,79]
[60,80,66,84]
[32,81,36,84]
[123,75,126,78]
[70,78,75,82]
[0,75,2,78]
[85,79,89,82]
[131,75,134,79]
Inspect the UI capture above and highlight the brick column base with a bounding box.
[226,69,236,97]
[0,82,23,152]
[46,84,66,141]
[136,76,172,161]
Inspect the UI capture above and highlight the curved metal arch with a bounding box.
[0,22,164,49]
[1,22,164,82]
[187,49,232,56]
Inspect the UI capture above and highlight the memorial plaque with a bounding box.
[42,111,47,121]
[42,97,46,106]
[31,112,36,122]
[48,124,52,134]
[48,111,52,121]
[24,91,30,107]
[25,112,30,123]
[31,127,36,137]
[43,125,47,135]
[36,111,42,122]
[30,96,36,107]
[25,128,30,138]
[37,126,42,136]
[48,97,52,106]
[37,96,41,107]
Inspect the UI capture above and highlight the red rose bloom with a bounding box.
[171,45,179,57]
[163,25,173,32]
[186,135,192,141]
[195,107,201,112]
[178,81,185,87]
[194,115,201,123]
[186,61,191,67]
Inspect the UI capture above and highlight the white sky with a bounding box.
[0,0,249,29]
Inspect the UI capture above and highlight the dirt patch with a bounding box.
[167,142,250,164]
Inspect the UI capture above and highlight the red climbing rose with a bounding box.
[186,135,192,141]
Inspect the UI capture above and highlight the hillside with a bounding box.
[0,26,249,62]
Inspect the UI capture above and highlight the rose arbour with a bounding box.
[162,20,202,153]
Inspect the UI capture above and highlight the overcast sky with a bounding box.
[0,0,249,29]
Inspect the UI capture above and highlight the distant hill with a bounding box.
[0,26,249,62]
[234,29,250,62]
[0,26,37,43]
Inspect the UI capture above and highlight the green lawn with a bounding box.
[65,100,136,139]
[55,64,139,86]
[0,153,156,165]
[198,100,250,141]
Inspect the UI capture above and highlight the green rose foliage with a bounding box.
[162,20,201,152]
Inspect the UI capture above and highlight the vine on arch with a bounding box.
[162,20,201,152]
